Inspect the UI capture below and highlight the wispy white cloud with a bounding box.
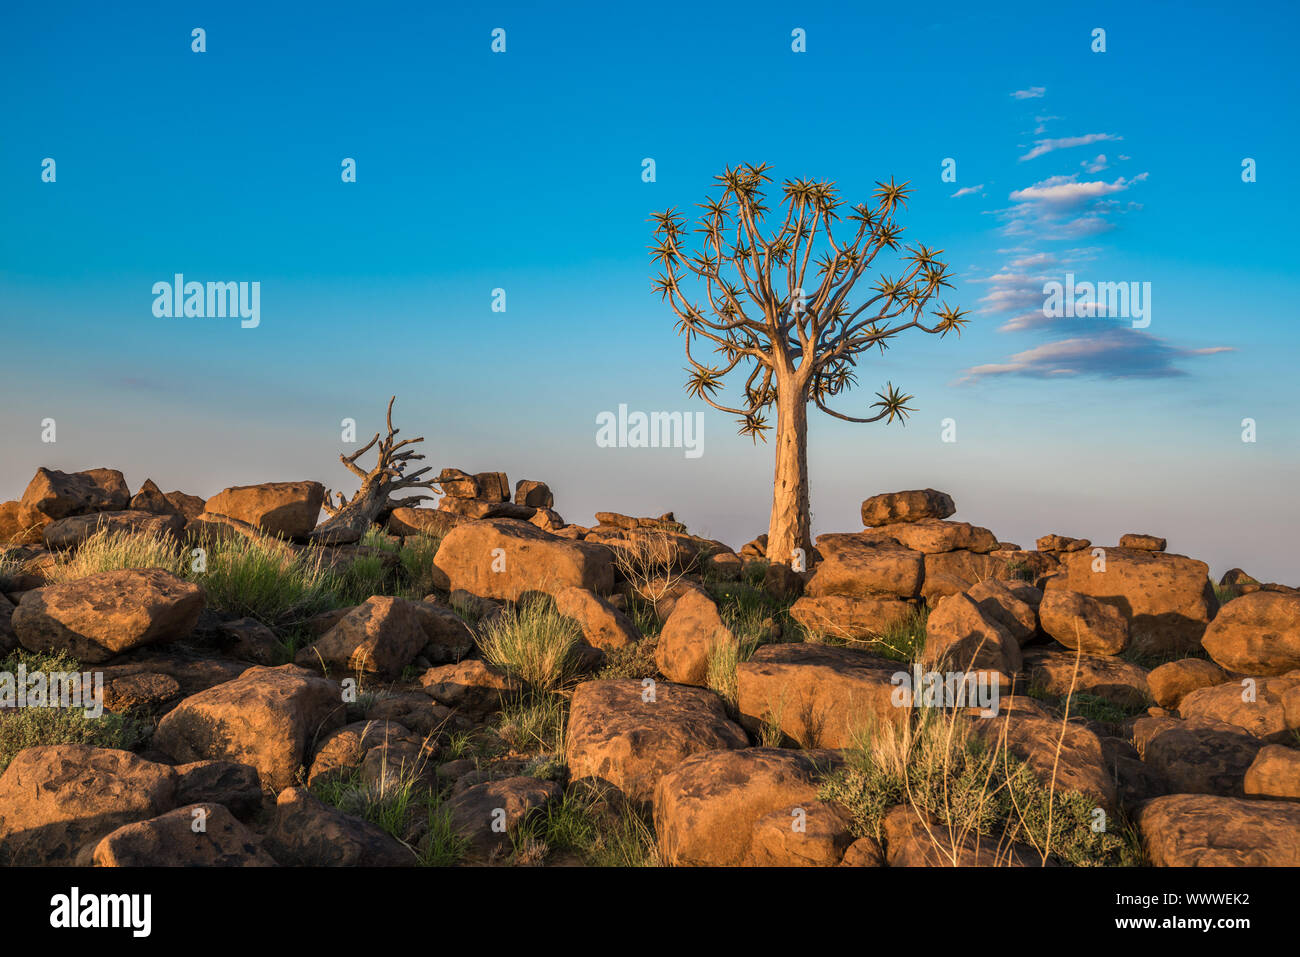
[951,184,985,198]
[996,173,1148,239]
[1081,153,1109,173]
[1020,133,1121,161]
[1011,86,1046,99]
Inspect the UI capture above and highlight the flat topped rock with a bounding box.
[860,488,955,527]
[1138,794,1300,866]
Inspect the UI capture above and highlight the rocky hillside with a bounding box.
[1,467,1298,866]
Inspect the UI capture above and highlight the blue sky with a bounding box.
[2,0,1297,580]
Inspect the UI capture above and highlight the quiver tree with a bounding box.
[651,163,969,564]
[311,396,438,544]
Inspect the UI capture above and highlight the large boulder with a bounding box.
[882,804,1045,866]
[968,712,1118,811]
[128,478,180,516]
[203,481,325,538]
[13,568,204,663]
[153,665,346,789]
[966,578,1040,645]
[923,592,1022,685]
[860,488,955,527]
[1201,591,1300,676]
[1038,588,1129,655]
[554,586,640,651]
[1043,547,1217,657]
[1244,745,1300,800]
[264,787,415,866]
[0,745,178,866]
[736,643,903,748]
[444,776,561,857]
[92,803,275,867]
[432,518,614,601]
[20,467,130,520]
[787,594,914,641]
[43,509,186,549]
[307,720,430,789]
[296,596,428,677]
[1138,794,1300,866]
[1146,658,1228,709]
[420,659,521,719]
[805,534,924,599]
[514,480,554,508]
[565,680,748,805]
[1177,673,1300,743]
[745,801,856,866]
[0,501,50,544]
[385,506,468,540]
[654,589,736,687]
[1135,714,1262,797]
[653,747,839,866]
[1022,648,1150,710]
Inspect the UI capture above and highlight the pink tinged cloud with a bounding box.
[958,331,1234,383]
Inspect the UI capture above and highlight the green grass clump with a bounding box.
[704,636,759,713]
[818,707,1141,867]
[188,533,339,626]
[334,553,390,605]
[477,597,581,695]
[493,693,568,755]
[516,784,658,867]
[42,528,185,584]
[398,533,444,596]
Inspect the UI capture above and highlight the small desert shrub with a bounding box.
[477,598,581,695]
[595,639,660,681]
[43,528,185,584]
[818,707,1140,866]
[0,650,150,772]
[613,529,696,608]
[190,533,338,625]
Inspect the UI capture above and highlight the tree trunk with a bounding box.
[310,477,392,545]
[765,384,812,565]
